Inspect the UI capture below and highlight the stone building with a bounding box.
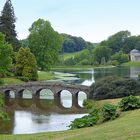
[130,49,140,61]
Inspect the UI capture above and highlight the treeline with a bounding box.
[20,34,95,53]
[62,30,140,66]
[61,34,95,53]
[100,30,140,54]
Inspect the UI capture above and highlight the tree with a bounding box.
[16,47,38,81]
[28,19,63,70]
[62,34,87,53]
[0,33,13,77]
[0,0,20,51]
[93,46,112,64]
[111,51,129,64]
[100,31,131,53]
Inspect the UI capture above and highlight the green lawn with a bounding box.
[1,71,54,85]
[38,71,54,81]
[122,61,140,66]
[0,109,140,140]
[2,77,23,85]
[61,50,86,61]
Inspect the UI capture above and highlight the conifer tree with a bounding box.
[16,47,38,81]
[0,0,20,51]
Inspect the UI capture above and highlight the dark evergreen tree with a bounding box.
[0,0,20,51]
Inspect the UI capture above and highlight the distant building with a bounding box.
[130,49,140,61]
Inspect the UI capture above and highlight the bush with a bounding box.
[102,104,119,121]
[119,96,140,111]
[69,109,100,129]
[70,101,119,129]
[91,76,140,100]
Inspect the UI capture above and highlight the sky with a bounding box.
[0,0,140,42]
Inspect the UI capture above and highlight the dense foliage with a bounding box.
[16,47,38,81]
[62,34,88,53]
[100,31,131,53]
[0,0,20,51]
[102,104,119,121]
[69,101,119,129]
[111,51,129,65]
[90,76,140,100]
[63,49,94,66]
[69,113,99,129]
[0,33,13,78]
[0,95,9,120]
[93,46,112,64]
[119,96,140,111]
[28,19,63,70]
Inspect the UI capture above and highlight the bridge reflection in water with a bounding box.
[1,97,87,134]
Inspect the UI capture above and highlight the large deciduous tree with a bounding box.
[93,46,112,64]
[0,0,20,51]
[0,33,13,77]
[16,47,38,81]
[28,19,63,70]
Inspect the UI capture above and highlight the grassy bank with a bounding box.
[0,108,140,140]
[1,71,54,85]
[122,61,140,66]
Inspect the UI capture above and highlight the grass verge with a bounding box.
[122,61,140,66]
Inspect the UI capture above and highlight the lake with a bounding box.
[1,66,140,134]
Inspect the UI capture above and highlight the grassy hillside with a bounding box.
[0,108,140,140]
[61,49,87,60]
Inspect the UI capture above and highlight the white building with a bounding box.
[130,49,140,61]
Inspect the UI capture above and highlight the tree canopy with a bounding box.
[100,31,131,53]
[62,34,87,53]
[16,47,38,81]
[93,46,112,64]
[0,33,13,77]
[0,0,20,51]
[28,19,63,70]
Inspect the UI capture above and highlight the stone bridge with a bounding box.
[0,82,91,108]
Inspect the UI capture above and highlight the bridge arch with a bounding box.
[4,90,15,99]
[35,88,54,99]
[17,89,33,99]
[56,90,72,108]
[76,91,87,107]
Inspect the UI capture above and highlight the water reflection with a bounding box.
[60,90,72,108]
[12,111,86,134]
[1,98,86,134]
[52,66,132,85]
[130,67,140,79]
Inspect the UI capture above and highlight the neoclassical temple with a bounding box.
[130,49,140,61]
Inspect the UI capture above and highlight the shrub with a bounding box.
[102,104,119,121]
[90,76,140,100]
[119,95,140,111]
[69,109,100,129]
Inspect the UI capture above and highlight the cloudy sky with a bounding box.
[0,0,140,42]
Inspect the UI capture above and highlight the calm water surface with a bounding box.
[1,66,140,134]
